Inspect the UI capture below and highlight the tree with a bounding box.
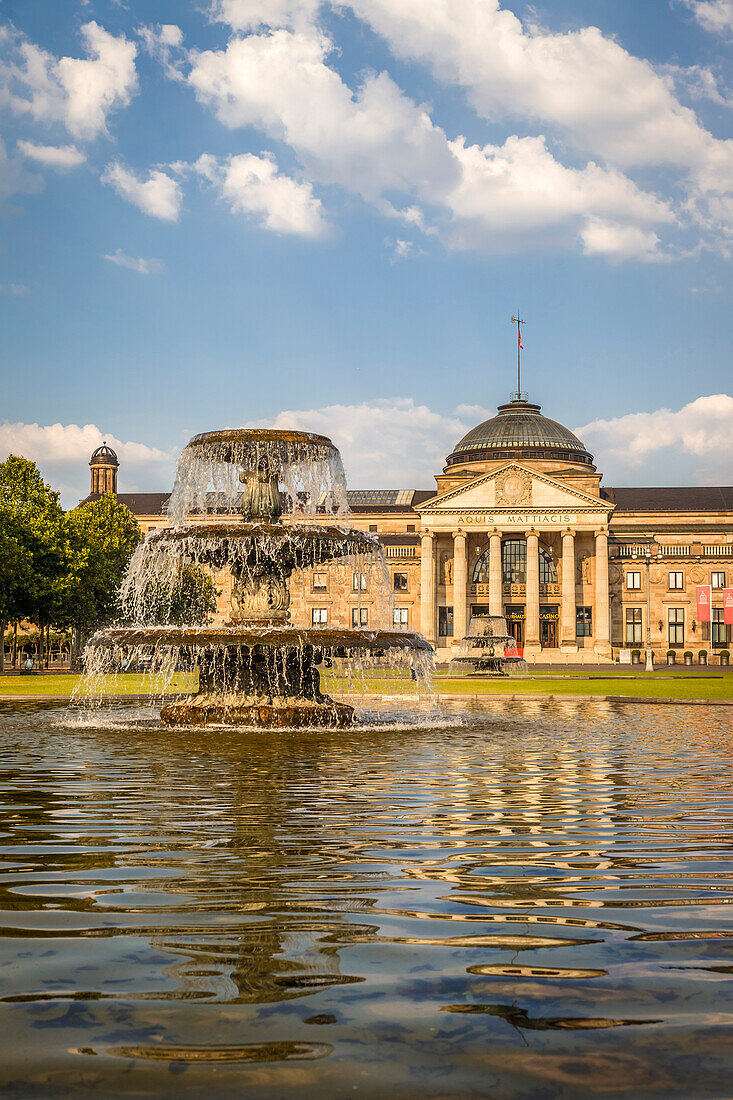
[131,563,218,626]
[61,493,142,643]
[0,456,66,671]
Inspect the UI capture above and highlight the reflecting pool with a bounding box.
[0,701,732,1098]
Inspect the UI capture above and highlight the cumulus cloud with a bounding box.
[16,140,86,169]
[0,421,176,507]
[193,151,328,236]
[0,283,29,295]
[101,160,182,220]
[210,0,322,31]
[1,21,138,140]
[685,0,733,35]
[137,23,185,81]
[577,394,733,484]
[185,27,672,259]
[245,398,492,485]
[103,249,162,274]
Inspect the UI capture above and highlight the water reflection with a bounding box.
[0,700,731,1097]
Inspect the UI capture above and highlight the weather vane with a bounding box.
[511,314,525,400]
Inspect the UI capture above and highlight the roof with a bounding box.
[90,442,119,466]
[602,486,733,512]
[81,492,169,514]
[447,397,594,468]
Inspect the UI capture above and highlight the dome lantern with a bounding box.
[89,441,119,495]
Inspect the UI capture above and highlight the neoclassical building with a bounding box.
[84,395,733,663]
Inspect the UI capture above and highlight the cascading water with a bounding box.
[80,429,433,727]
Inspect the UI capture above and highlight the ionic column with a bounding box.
[453,530,467,643]
[525,530,540,650]
[489,531,503,616]
[561,530,577,651]
[594,529,611,656]
[420,531,436,644]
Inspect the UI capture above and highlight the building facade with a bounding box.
[83,396,733,663]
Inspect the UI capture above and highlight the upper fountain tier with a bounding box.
[167,428,349,527]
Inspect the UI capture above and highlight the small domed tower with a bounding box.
[89,442,119,495]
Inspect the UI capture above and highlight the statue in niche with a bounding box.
[441,553,453,585]
[577,554,591,585]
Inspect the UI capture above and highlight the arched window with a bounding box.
[540,547,558,584]
[472,539,558,585]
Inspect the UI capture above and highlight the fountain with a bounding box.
[82,429,432,727]
[451,615,526,675]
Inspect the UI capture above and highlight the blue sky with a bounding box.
[1,0,732,503]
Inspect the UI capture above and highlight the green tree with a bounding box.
[0,456,65,670]
[133,563,218,626]
[61,493,142,645]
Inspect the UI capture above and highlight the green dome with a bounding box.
[447,398,594,468]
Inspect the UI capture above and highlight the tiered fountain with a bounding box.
[451,615,526,675]
[82,428,432,727]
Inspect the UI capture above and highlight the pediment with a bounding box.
[417,463,612,515]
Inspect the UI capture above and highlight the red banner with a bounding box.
[724,588,733,626]
[696,584,712,623]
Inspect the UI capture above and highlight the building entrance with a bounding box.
[505,606,525,650]
[540,607,559,648]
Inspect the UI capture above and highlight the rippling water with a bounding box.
[0,700,732,1098]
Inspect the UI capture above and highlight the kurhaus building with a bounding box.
[85,395,733,663]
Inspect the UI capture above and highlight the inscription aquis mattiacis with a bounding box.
[444,512,578,525]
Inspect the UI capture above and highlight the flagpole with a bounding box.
[511,314,525,399]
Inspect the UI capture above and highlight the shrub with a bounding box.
[684,651,693,658]
[666,649,676,657]
[631,649,641,657]
[698,649,708,657]
[719,649,730,658]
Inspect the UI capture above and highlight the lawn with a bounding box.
[1,669,731,701]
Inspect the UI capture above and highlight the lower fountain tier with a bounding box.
[93,625,432,654]
[88,627,430,729]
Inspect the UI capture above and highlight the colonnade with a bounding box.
[420,528,611,656]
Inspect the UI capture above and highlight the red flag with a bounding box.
[724,588,733,626]
[518,323,524,351]
[696,584,712,623]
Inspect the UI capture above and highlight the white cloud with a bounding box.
[0,421,176,507]
[576,394,733,484]
[684,0,733,35]
[186,27,673,259]
[101,160,182,220]
[0,283,29,295]
[0,136,43,202]
[1,21,138,140]
[137,23,185,81]
[246,398,492,485]
[103,249,162,274]
[193,151,328,236]
[16,140,86,169]
[580,219,663,262]
[210,0,322,31]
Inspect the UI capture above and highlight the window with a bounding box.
[352,607,368,627]
[668,607,684,647]
[668,571,683,590]
[625,607,642,645]
[576,606,592,637]
[352,572,368,591]
[311,607,328,625]
[712,571,726,590]
[312,572,327,590]
[393,572,408,591]
[438,606,454,637]
[626,571,641,590]
[712,608,727,649]
[369,524,377,532]
[393,607,409,628]
[406,524,415,533]
[539,548,558,585]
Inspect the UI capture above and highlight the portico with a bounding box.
[416,453,613,661]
